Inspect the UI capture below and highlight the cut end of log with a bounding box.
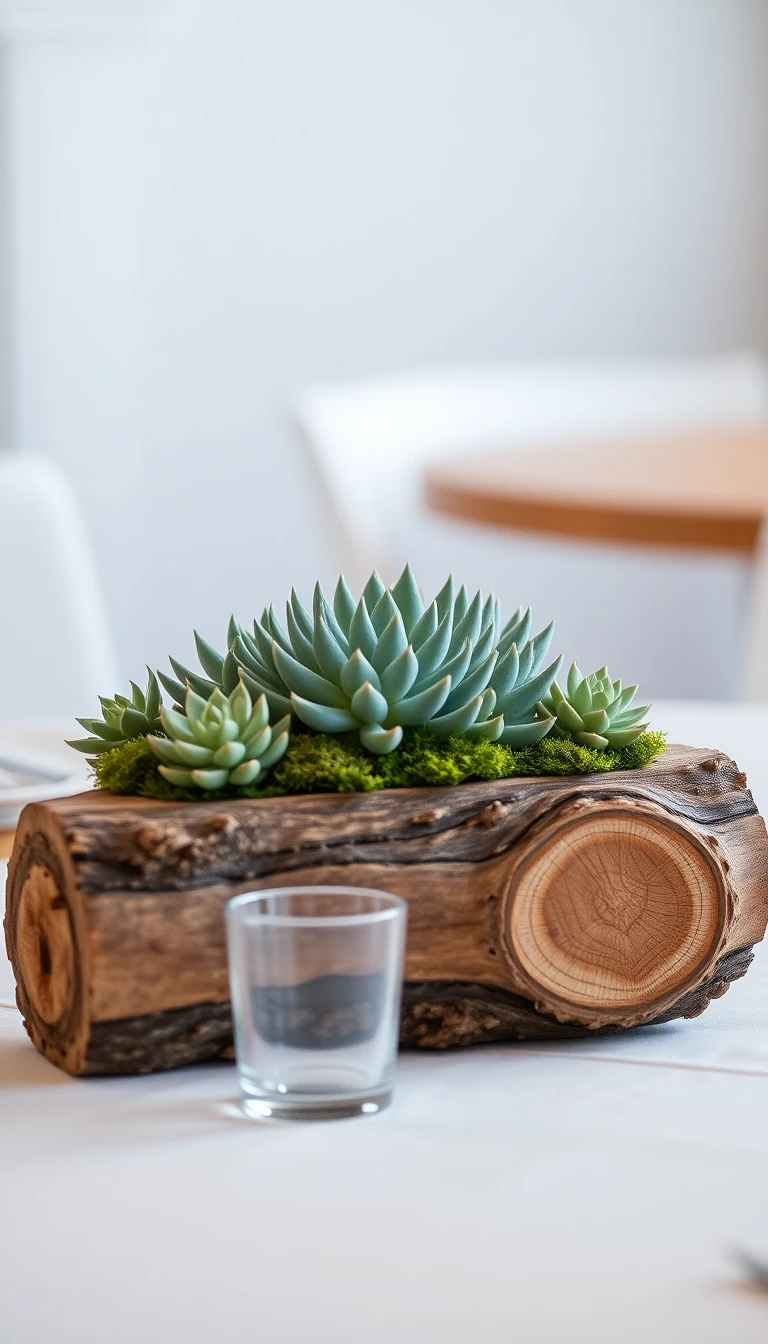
[502,800,730,1028]
[5,824,89,1075]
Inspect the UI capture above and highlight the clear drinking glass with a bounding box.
[226,886,407,1119]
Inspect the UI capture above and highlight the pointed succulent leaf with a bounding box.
[272,642,349,709]
[313,612,348,682]
[497,655,563,722]
[372,611,408,674]
[158,765,195,786]
[499,714,555,747]
[390,563,424,636]
[370,589,399,637]
[441,649,498,716]
[290,695,357,733]
[333,575,357,633]
[212,740,247,768]
[290,588,314,642]
[349,598,377,661]
[229,759,262,786]
[76,717,124,743]
[194,632,225,684]
[350,681,389,725]
[359,724,403,755]
[286,603,323,674]
[362,571,386,612]
[257,727,290,770]
[389,675,452,728]
[121,707,150,739]
[428,693,484,737]
[157,670,188,708]
[67,736,120,755]
[380,645,419,703]
[566,663,583,700]
[411,610,453,681]
[410,601,438,650]
[340,649,381,697]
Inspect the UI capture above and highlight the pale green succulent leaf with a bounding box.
[272,642,349,709]
[243,724,271,759]
[229,759,262,786]
[428,693,484,737]
[388,674,452,728]
[173,739,216,766]
[76,717,124,742]
[147,735,186,766]
[410,601,438,651]
[121,707,150,739]
[129,681,146,712]
[491,643,520,701]
[442,649,498,716]
[238,671,293,721]
[372,611,408,674]
[191,768,230,789]
[566,663,583,700]
[370,589,398,637]
[157,670,188,708]
[257,728,290,769]
[499,715,555,746]
[390,563,424,637]
[605,725,647,747]
[333,575,357,632]
[160,706,198,744]
[67,736,120,755]
[380,645,419,703]
[582,708,611,735]
[362,571,386,612]
[572,677,593,717]
[349,598,377,661]
[194,632,225,684]
[359,723,403,755]
[289,588,314,642]
[497,655,563,722]
[340,649,381,697]
[286,602,323,674]
[449,591,483,656]
[158,765,195,786]
[221,648,241,695]
[291,695,357,733]
[556,700,586,735]
[434,574,455,624]
[412,610,453,681]
[212,740,247,768]
[466,713,505,742]
[229,680,252,729]
[350,681,388,725]
[313,613,348,682]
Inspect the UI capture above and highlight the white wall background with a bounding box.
[4,0,768,701]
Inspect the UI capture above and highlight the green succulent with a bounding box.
[538,664,650,751]
[225,566,561,754]
[148,681,290,790]
[68,669,163,756]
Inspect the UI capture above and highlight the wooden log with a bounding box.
[5,743,768,1075]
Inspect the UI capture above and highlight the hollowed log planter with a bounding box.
[5,743,768,1076]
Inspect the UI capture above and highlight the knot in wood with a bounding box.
[199,814,238,838]
[700,757,721,773]
[409,808,445,827]
[132,823,192,859]
[466,800,509,829]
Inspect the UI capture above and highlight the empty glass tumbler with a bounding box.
[226,886,407,1119]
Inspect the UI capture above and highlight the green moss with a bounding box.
[91,727,667,800]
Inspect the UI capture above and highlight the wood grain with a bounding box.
[424,428,768,554]
[5,743,768,1075]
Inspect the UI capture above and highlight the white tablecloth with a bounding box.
[1,704,767,1343]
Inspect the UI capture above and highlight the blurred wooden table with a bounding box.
[424,426,768,553]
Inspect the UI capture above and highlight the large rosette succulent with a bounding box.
[191,566,561,755]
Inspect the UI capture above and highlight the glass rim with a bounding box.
[226,885,407,928]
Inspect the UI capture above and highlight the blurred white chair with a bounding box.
[295,355,768,700]
[0,455,118,719]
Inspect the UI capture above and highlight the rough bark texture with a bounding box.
[5,744,768,1076]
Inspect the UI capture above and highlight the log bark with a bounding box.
[5,743,768,1075]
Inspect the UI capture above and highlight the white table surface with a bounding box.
[1,704,767,1344]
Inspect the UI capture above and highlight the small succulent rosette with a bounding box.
[148,682,289,789]
[69,670,163,757]
[538,664,649,750]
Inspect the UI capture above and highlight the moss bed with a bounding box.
[92,726,667,802]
